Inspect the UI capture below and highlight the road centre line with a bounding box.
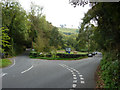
[0,73,7,77]
[21,65,33,74]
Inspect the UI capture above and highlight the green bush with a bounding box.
[100,52,120,88]
[29,51,38,57]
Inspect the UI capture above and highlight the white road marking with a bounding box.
[77,72,80,75]
[73,74,76,77]
[73,69,76,71]
[73,77,77,80]
[75,70,79,73]
[21,65,33,74]
[70,70,73,73]
[72,84,77,88]
[66,68,70,70]
[70,68,74,70]
[81,81,85,84]
[79,75,83,77]
[73,80,77,83]
[80,78,84,80]
[8,59,15,68]
[59,64,85,87]
[0,73,7,77]
[72,72,75,75]
[69,89,74,90]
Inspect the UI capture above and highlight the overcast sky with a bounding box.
[18,0,91,28]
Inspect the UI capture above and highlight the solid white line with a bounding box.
[72,84,77,88]
[9,59,15,68]
[21,65,33,74]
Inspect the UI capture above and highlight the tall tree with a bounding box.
[49,27,63,49]
[2,0,30,55]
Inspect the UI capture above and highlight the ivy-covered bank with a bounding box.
[97,52,120,88]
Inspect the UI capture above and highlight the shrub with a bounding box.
[100,52,120,88]
[29,51,38,57]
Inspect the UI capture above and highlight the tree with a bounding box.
[2,0,30,55]
[49,27,63,49]
[0,27,11,56]
[74,1,120,88]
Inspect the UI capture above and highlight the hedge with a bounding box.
[56,53,87,58]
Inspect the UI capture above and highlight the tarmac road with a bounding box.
[1,51,102,89]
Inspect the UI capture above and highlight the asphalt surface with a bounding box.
[1,51,102,89]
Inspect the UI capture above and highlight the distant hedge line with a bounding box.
[56,53,87,58]
[29,52,87,58]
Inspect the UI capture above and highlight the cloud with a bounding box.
[19,0,91,28]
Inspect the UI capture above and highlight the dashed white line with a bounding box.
[70,70,73,73]
[72,84,77,88]
[72,72,75,75]
[77,72,80,75]
[73,77,77,80]
[70,68,74,70]
[73,74,76,77]
[73,80,77,83]
[0,73,7,77]
[75,70,79,73]
[80,78,84,80]
[21,65,33,74]
[69,89,74,90]
[59,64,85,88]
[79,75,83,77]
[73,69,76,71]
[81,81,85,84]
[67,68,71,71]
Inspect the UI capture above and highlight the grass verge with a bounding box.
[0,59,12,68]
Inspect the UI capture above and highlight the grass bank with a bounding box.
[0,59,12,68]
